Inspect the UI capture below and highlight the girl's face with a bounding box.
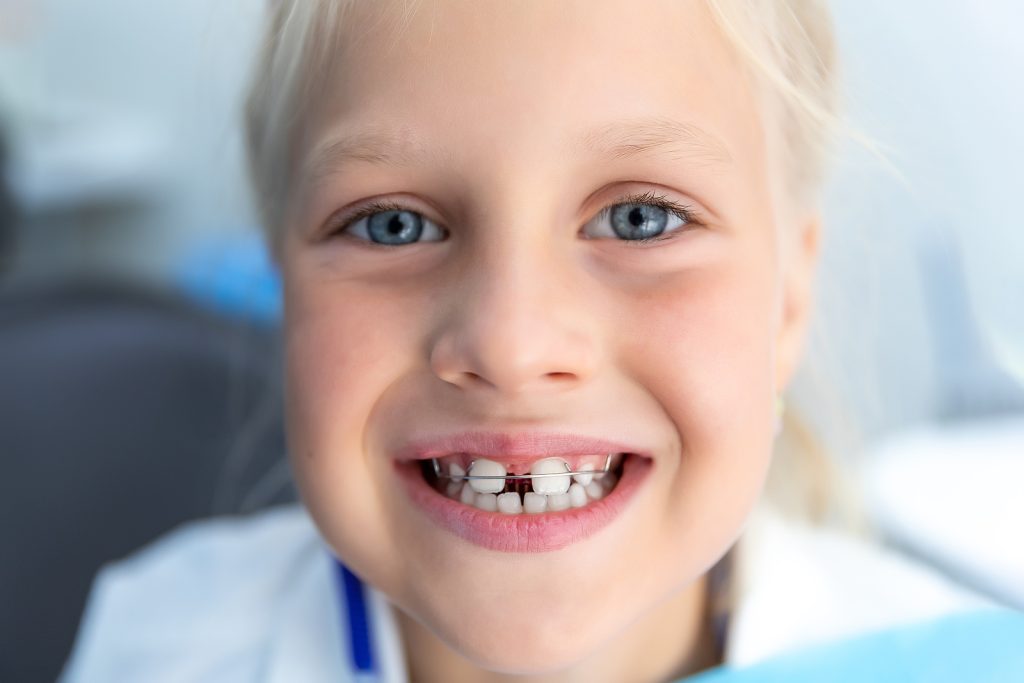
[279,0,818,674]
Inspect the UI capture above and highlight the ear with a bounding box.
[774,212,821,393]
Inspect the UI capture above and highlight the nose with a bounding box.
[428,241,599,398]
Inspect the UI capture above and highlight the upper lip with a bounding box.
[396,430,647,463]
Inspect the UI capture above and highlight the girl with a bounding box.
[59,1,1015,681]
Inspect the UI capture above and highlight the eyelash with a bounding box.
[325,190,700,246]
[593,190,699,244]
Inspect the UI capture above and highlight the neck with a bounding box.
[395,574,721,683]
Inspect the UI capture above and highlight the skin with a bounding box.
[275,0,820,680]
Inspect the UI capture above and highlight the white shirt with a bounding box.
[58,502,991,682]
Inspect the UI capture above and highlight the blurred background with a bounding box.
[0,0,1021,680]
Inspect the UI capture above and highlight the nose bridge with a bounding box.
[430,218,597,396]
[474,232,560,336]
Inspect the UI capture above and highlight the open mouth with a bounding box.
[397,449,651,552]
[420,453,629,514]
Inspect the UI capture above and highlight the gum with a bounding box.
[430,452,624,477]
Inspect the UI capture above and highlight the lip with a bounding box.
[395,450,653,553]
[395,430,652,465]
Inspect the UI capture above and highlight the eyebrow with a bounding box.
[570,115,733,166]
[303,126,442,184]
[302,115,732,187]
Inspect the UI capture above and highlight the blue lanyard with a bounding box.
[332,558,378,678]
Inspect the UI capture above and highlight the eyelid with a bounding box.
[323,198,420,237]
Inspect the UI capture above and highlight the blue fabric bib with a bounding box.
[683,608,1024,683]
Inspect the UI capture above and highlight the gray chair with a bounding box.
[0,278,293,682]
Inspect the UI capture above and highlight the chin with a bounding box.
[419,589,620,675]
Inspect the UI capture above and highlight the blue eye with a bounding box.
[582,191,696,243]
[334,201,445,245]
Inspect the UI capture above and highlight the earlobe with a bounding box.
[774,214,821,392]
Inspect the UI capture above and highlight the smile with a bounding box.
[395,446,652,553]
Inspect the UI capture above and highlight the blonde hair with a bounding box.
[705,0,840,205]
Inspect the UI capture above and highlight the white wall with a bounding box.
[3,0,266,276]
[805,0,1024,444]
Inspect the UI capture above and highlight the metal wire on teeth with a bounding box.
[430,453,614,480]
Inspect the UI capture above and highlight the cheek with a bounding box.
[282,275,416,585]
[284,276,395,461]
[614,255,778,546]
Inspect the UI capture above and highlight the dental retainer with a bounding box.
[430,454,614,493]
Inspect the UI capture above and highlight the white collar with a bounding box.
[724,505,992,667]
[261,534,409,683]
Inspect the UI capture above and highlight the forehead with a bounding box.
[299,0,767,203]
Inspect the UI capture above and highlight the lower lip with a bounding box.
[394,454,652,553]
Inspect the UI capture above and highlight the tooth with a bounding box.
[497,492,523,514]
[468,459,506,494]
[547,492,571,511]
[601,473,619,493]
[573,460,595,486]
[446,481,463,499]
[585,481,604,500]
[523,492,547,514]
[568,483,588,508]
[449,462,466,482]
[474,492,498,512]
[460,483,477,505]
[530,457,571,495]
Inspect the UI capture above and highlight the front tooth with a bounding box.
[523,492,547,514]
[497,492,523,514]
[474,492,498,511]
[573,460,596,486]
[449,462,466,482]
[468,459,506,493]
[568,483,588,508]
[460,483,477,505]
[530,457,571,495]
[547,492,571,511]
